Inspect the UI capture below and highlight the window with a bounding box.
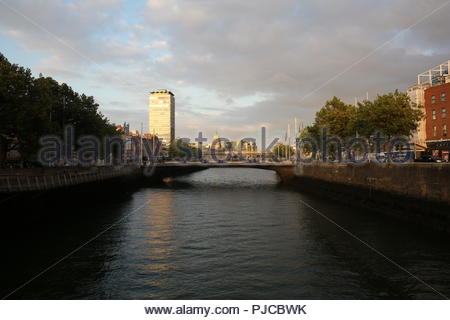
[443,108,447,119]
[433,126,437,137]
[441,92,446,101]
[432,95,436,104]
[432,109,437,120]
[443,124,448,137]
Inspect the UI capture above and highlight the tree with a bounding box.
[298,125,320,154]
[168,139,198,160]
[353,90,424,138]
[0,53,35,165]
[300,91,423,159]
[306,91,423,143]
[315,97,356,138]
[0,52,118,167]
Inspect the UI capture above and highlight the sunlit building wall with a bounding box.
[407,83,429,149]
[149,89,175,144]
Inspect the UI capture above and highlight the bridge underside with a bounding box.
[143,163,296,182]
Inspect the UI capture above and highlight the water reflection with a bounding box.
[144,191,176,272]
[1,168,449,299]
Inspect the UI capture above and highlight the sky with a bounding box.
[1,0,450,143]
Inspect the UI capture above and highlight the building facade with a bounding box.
[408,60,450,158]
[149,89,175,144]
[407,83,429,150]
[424,81,450,160]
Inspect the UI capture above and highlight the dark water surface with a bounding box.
[1,168,449,299]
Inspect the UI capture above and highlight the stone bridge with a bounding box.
[146,162,296,182]
[0,162,297,194]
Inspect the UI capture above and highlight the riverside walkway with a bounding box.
[0,166,140,193]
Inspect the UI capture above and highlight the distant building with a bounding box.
[149,89,175,144]
[212,132,222,148]
[229,140,257,153]
[120,128,160,163]
[424,81,450,160]
[115,122,130,135]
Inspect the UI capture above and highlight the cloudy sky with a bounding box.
[1,0,450,142]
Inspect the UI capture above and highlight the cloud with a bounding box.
[1,0,450,140]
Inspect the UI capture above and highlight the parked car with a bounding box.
[387,151,414,162]
[414,155,443,163]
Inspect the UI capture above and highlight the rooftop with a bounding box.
[417,60,450,87]
[150,89,174,96]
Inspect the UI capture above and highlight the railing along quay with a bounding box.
[0,166,139,193]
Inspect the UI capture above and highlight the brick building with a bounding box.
[407,61,450,156]
[424,81,450,160]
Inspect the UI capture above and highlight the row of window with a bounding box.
[431,107,447,120]
[433,124,448,137]
[150,99,171,105]
[431,92,447,103]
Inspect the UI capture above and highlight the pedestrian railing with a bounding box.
[0,166,138,193]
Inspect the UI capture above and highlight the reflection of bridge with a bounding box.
[148,162,296,182]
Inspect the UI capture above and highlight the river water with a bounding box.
[1,168,449,299]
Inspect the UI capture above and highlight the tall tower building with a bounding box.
[149,89,175,144]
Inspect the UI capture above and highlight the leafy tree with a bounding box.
[168,139,198,160]
[304,91,423,144]
[298,125,320,154]
[0,53,118,167]
[300,91,423,158]
[0,54,36,165]
[353,90,424,138]
[315,97,356,138]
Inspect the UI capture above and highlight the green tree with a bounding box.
[168,139,198,160]
[315,97,356,138]
[353,90,423,138]
[299,125,320,154]
[0,53,118,167]
[0,53,36,165]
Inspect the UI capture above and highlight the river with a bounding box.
[1,168,449,299]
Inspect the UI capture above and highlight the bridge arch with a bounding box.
[144,163,296,183]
